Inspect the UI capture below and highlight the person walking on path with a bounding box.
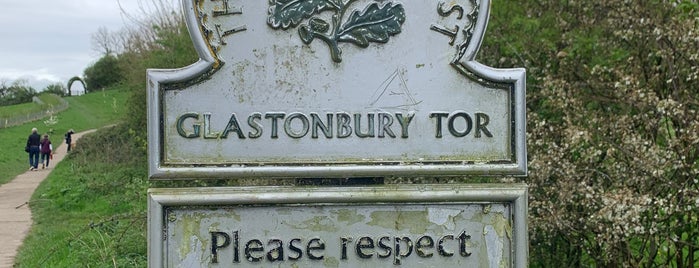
[0,129,96,268]
[39,134,52,169]
[64,129,74,152]
[26,128,41,171]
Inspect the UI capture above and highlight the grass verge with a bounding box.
[14,124,149,267]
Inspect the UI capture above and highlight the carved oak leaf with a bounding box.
[337,2,406,47]
[267,0,337,29]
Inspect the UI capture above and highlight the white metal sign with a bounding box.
[148,184,528,267]
[147,0,526,178]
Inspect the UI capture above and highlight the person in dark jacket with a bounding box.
[40,134,52,169]
[26,128,41,171]
[65,129,74,152]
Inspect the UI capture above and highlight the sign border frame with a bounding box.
[147,0,526,179]
[147,184,528,267]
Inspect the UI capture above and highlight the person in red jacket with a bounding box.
[40,134,52,169]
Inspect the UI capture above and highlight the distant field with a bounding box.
[0,88,129,185]
[0,94,65,120]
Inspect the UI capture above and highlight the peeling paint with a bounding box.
[336,209,365,225]
[427,208,462,230]
[367,210,431,234]
[296,216,340,232]
[176,212,208,263]
[484,225,504,268]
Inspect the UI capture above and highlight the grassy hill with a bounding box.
[0,88,128,185]
[0,94,64,119]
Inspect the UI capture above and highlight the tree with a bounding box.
[43,83,66,97]
[0,79,36,106]
[91,26,119,56]
[83,54,123,92]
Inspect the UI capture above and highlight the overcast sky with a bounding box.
[0,0,178,91]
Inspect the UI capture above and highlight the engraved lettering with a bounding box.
[377,112,396,138]
[395,112,415,138]
[458,231,472,257]
[377,236,392,258]
[265,112,285,139]
[284,112,310,139]
[448,112,473,137]
[212,0,242,17]
[415,235,434,257]
[430,112,449,138]
[438,235,454,257]
[311,113,333,138]
[288,238,303,260]
[356,236,375,258]
[245,239,264,262]
[337,112,352,138]
[208,231,473,264]
[430,1,479,48]
[207,0,247,47]
[247,112,263,138]
[233,230,240,263]
[175,111,491,140]
[475,112,493,138]
[210,231,230,264]
[340,237,352,260]
[354,113,375,138]
[393,237,413,265]
[429,24,460,46]
[220,25,247,38]
[176,112,200,138]
[266,239,284,262]
[307,238,325,260]
[203,113,220,139]
[437,2,464,19]
[221,113,245,139]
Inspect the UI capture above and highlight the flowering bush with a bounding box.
[482,1,699,266]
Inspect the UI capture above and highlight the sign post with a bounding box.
[147,0,527,266]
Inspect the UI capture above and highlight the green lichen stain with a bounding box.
[225,210,242,222]
[470,210,484,223]
[207,222,221,233]
[479,245,489,266]
[276,207,294,216]
[491,213,512,239]
[291,216,340,232]
[323,256,340,267]
[336,209,365,225]
[367,210,431,234]
[177,212,208,261]
[482,204,492,214]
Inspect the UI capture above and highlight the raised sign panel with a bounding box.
[148,185,528,267]
[147,0,526,178]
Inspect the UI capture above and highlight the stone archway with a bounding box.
[67,76,87,96]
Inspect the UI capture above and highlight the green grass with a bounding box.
[37,93,65,106]
[14,124,149,267]
[0,94,64,119]
[0,88,128,185]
